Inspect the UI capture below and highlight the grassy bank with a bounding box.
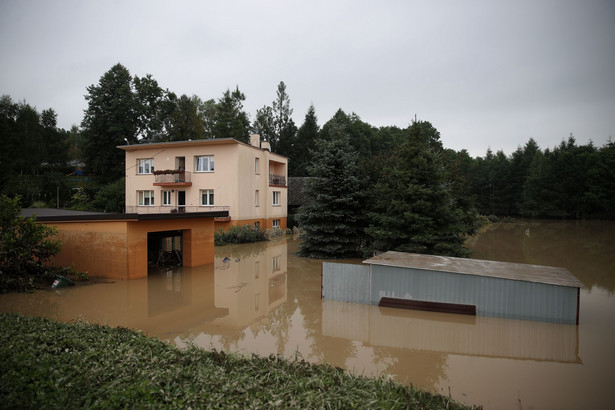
[0,313,479,409]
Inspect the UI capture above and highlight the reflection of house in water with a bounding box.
[321,300,581,363]
[146,266,228,329]
[213,241,288,327]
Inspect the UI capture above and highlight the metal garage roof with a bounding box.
[364,251,584,289]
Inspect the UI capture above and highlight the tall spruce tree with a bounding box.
[296,125,364,258]
[213,86,250,142]
[365,120,471,257]
[81,63,138,183]
[272,81,294,153]
[291,104,319,177]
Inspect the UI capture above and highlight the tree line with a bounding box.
[1,62,613,224]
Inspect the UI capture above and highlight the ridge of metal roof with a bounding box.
[364,250,584,289]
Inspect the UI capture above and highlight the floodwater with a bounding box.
[1,220,614,409]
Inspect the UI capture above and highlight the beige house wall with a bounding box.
[120,138,287,230]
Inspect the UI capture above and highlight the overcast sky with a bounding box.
[1,0,613,156]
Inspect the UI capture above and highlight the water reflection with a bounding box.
[322,300,580,363]
[1,221,615,409]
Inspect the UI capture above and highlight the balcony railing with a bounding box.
[153,170,192,186]
[126,206,229,214]
[269,174,286,186]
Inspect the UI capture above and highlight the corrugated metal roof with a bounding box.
[364,251,584,289]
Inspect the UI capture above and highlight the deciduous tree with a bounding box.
[81,63,138,183]
[0,195,61,291]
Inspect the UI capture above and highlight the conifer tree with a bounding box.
[291,104,319,176]
[213,86,250,143]
[296,125,364,258]
[365,120,472,257]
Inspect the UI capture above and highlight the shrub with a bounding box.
[215,225,268,246]
[0,195,62,292]
[486,214,499,223]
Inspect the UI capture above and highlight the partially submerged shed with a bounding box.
[322,251,584,324]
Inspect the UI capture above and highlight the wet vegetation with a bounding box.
[0,195,63,293]
[214,224,269,246]
[0,313,479,409]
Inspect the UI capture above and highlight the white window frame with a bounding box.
[255,190,260,207]
[137,158,154,174]
[138,190,155,206]
[272,191,280,206]
[195,155,214,172]
[255,157,260,174]
[272,219,280,229]
[200,189,214,206]
[162,190,172,206]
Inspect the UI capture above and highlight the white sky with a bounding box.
[1,0,613,157]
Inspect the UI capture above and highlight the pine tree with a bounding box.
[296,125,364,258]
[365,120,471,257]
[291,104,319,177]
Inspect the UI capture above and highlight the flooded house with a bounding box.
[322,251,584,324]
[25,135,288,280]
[118,134,288,231]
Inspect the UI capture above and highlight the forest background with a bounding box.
[1,64,614,255]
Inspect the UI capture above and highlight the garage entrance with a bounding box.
[148,230,183,268]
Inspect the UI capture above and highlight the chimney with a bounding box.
[249,133,260,148]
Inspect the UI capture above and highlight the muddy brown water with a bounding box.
[1,220,614,409]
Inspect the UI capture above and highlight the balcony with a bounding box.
[153,170,192,187]
[269,174,286,187]
[126,205,229,214]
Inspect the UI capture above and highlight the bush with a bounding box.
[90,178,125,213]
[486,214,499,223]
[0,313,479,409]
[215,225,268,246]
[0,195,62,292]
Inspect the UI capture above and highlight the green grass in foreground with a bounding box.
[0,313,480,409]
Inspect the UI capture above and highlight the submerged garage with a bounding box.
[23,208,228,280]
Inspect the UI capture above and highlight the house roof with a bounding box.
[117,138,238,151]
[116,138,288,161]
[21,208,229,222]
[364,251,584,289]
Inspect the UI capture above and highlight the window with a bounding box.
[255,157,260,174]
[254,221,260,228]
[195,155,214,172]
[162,190,171,206]
[137,158,154,174]
[272,219,280,229]
[138,190,154,206]
[254,261,260,279]
[255,190,260,206]
[200,189,214,206]
[272,191,280,206]
[272,255,280,271]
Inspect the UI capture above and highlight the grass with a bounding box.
[0,313,480,409]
